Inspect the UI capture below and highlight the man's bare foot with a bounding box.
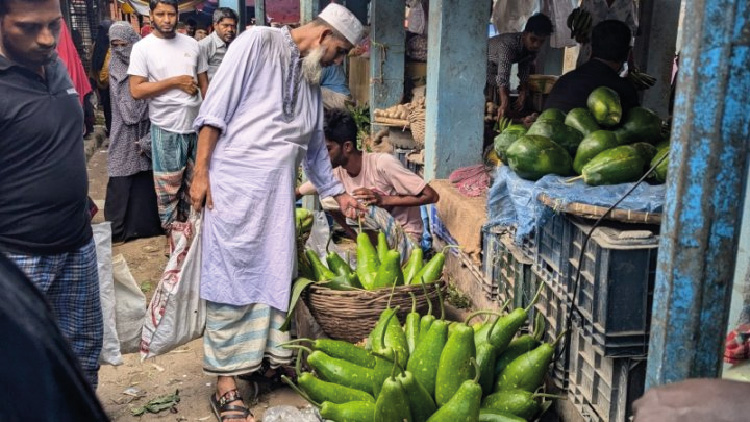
[211,376,255,422]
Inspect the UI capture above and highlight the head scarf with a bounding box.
[108,22,148,123]
[56,20,92,105]
[92,20,112,73]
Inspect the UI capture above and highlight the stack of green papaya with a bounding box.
[301,231,448,291]
[503,85,671,185]
[283,283,563,422]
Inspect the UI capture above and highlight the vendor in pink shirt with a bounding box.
[298,109,439,241]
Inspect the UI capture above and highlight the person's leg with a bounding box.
[99,88,112,135]
[53,239,103,388]
[104,175,131,243]
[151,125,189,230]
[177,132,197,223]
[3,240,102,388]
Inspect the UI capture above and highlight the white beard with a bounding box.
[302,45,326,85]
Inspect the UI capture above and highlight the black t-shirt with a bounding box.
[544,59,640,113]
[0,54,92,254]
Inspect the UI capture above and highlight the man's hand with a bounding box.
[522,113,538,128]
[190,168,213,212]
[514,90,527,111]
[334,193,367,220]
[352,188,384,207]
[172,75,199,96]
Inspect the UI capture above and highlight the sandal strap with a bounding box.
[218,389,243,407]
[220,404,252,416]
[221,415,250,421]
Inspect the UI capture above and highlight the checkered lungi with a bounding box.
[3,238,102,388]
[151,124,196,230]
[203,302,293,376]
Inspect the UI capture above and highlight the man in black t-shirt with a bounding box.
[0,0,102,388]
[544,20,639,113]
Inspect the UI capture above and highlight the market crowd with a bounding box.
[0,0,662,420]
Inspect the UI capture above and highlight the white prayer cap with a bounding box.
[318,3,364,46]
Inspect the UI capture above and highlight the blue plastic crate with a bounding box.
[567,218,658,357]
[530,270,570,390]
[568,314,647,422]
[482,227,534,308]
[534,213,572,288]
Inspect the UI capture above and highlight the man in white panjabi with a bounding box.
[190,4,364,422]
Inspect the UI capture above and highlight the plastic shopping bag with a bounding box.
[140,211,205,359]
[94,222,122,366]
[112,254,147,354]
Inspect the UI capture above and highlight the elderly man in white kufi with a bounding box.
[190,4,364,422]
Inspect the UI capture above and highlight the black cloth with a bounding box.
[543,59,640,113]
[0,54,92,254]
[0,254,108,421]
[104,171,163,242]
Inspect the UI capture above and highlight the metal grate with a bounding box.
[63,0,104,73]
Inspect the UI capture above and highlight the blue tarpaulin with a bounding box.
[485,166,667,242]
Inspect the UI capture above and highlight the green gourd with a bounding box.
[397,368,437,422]
[406,284,448,396]
[320,401,376,422]
[374,358,412,422]
[495,331,566,393]
[371,249,404,289]
[403,247,424,285]
[426,359,482,422]
[288,352,375,405]
[488,283,543,352]
[305,349,375,395]
[404,292,421,354]
[478,408,528,422]
[356,231,380,289]
[482,390,561,420]
[281,338,376,369]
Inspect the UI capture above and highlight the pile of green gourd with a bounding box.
[299,230,451,291]
[281,282,564,422]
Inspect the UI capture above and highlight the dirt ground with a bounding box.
[87,148,307,421]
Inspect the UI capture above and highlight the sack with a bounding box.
[94,222,122,366]
[140,212,205,359]
[112,254,147,354]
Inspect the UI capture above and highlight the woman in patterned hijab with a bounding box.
[104,22,162,243]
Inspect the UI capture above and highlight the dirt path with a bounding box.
[88,149,307,421]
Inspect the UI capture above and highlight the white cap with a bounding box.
[318,3,364,46]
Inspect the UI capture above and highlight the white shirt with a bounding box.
[128,33,208,133]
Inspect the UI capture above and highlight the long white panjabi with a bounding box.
[193,26,344,311]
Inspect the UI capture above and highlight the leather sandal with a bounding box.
[209,389,253,422]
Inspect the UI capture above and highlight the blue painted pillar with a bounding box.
[300,0,321,24]
[369,0,405,126]
[255,0,266,26]
[423,0,488,181]
[646,0,750,388]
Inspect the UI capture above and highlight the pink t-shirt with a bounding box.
[333,152,427,236]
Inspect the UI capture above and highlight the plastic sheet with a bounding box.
[486,166,666,243]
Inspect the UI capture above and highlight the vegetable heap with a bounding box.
[300,230,449,291]
[497,86,671,185]
[282,283,564,422]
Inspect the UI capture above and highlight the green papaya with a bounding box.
[587,86,622,127]
[581,145,646,186]
[537,108,566,123]
[527,120,584,156]
[617,106,663,144]
[573,130,619,174]
[506,135,573,181]
[493,126,528,163]
[630,142,658,165]
[565,107,600,136]
[651,147,669,183]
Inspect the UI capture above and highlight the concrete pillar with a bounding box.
[423,0,489,181]
[646,0,750,387]
[300,0,321,24]
[255,0,266,26]
[634,0,681,116]
[369,0,405,127]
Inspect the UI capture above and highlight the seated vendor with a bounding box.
[297,109,439,242]
[487,13,553,118]
[544,20,639,113]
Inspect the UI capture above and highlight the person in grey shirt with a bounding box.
[199,7,238,81]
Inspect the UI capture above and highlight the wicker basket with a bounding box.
[408,108,426,147]
[304,281,446,343]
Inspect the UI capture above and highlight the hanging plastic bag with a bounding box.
[492,0,538,34]
[112,254,147,354]
[140,211,205,359]
[94,222,122,366]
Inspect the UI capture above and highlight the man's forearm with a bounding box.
[130,78,176,100]
[381,191,438,208]
[194,125,222,173]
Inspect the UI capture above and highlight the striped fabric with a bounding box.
[203,302,293,376]
[151,124,196,229]
[3,239,102,388]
